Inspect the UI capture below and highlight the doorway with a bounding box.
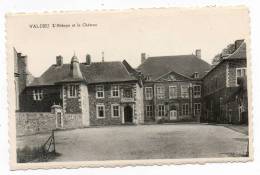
[170,110,177,120]
[56,112,62,128]
[124,105,133,123]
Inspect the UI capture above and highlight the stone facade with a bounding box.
[202,59,247,124]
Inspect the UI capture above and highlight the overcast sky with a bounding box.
[7,7,250,77]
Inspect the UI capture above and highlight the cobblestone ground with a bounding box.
[16,124,249,162]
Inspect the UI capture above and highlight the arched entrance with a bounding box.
[124,105,133,123]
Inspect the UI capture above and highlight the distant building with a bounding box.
[137,50,211,122]
[202,40,247,124]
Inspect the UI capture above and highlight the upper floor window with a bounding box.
[33,89,43,101]
[68,85,78,98]
[194,103,201,115]
[145,75,151,81]
[96,104,105,118]
[111,85,119,97]
[236,68,246,86]
[158,104,165,117]
[145,87,153,100]
[123,88,133,98]
[169,86,177,99]
[193,85,201,98]
[182,103,189,115]
[156,86,165,99]
[111,104,120,117]
[181,85,189,98]
[96,85,104,98]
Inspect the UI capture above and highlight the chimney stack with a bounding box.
[86,54,91,65]
[56,55,63,66]
[234,39,244,50]
[195,49,201,59]
[141,53,146,64]
[102,51,104,62]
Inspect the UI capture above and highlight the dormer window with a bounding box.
[145,75,151,81]
[33,89,43,101]
[194,72,199,79]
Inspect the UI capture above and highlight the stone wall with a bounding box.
[63,84,82,113]
[16,112,83,136]
[16,112,56,136]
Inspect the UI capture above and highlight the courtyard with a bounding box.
[16,124,249,162]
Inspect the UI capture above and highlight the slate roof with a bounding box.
[137,54,211,81]
[225,42,246,60]
[29,61,137,87]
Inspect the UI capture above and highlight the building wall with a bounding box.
[63,84,82,113]
[88,83,138,126]
[202,59,247,124]
[143,80,203,122]
[20,86,62,112]
[80,84,90,126]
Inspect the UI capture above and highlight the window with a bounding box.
[236,68,246,85]
[96,85,104,98]
[194,72,199,78]
[158,105,165,117]
[96,104,105,118]
[111,104,120,117]
[145,87,153,100]
[181,85,189,98]
[123,88,133,98]
[68,85,78,98]
[33,89,43,101]
[146,105,153,117]
[193,85,201,98]
[169,86,177,99]
[182,103,189,115]
[111,85,119,97]
[156,86,165,99]
[194,103,201,115]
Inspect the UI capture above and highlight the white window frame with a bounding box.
[96,85,104,99]
[193,85,201,98]
[236,67,246,86]
[146,105,153,117]
[33,89,43,101]
[194,103,201,115]
[145,87,153,100]
[111,104,120,118]
[111,85,120,98]
[96,104,105,118]
[156,86,165,99]
[194,72,199,78]
[158,104,165,117]
[169,86,177,99]
[182,103,189,115]
[181,85,189,98]
[68,84,78,98]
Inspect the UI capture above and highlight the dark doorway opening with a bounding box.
[124,105,133,123]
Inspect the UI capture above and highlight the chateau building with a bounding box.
[137,50,211,122]
[17,53,144,130]
[14,39,248,135]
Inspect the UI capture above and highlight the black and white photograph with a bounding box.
[6,7,252,169]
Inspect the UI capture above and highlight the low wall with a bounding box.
[16,112,56,136]
[16,112,83,136]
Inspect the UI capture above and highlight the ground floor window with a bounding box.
[194,103,201,115]
[158,105,165,117]
[146,105,153,117]
[182,103,189,115]
[96,104,105,118]
[111,104,120,117]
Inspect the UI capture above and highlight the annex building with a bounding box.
[14,39,248,135]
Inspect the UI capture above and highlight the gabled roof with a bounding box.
[137,54,211,81]
[29,61,137,87]
[225,42,246,60]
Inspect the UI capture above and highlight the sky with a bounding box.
[7,7,250,77]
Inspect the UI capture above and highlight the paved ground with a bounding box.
[16,124,249,162]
